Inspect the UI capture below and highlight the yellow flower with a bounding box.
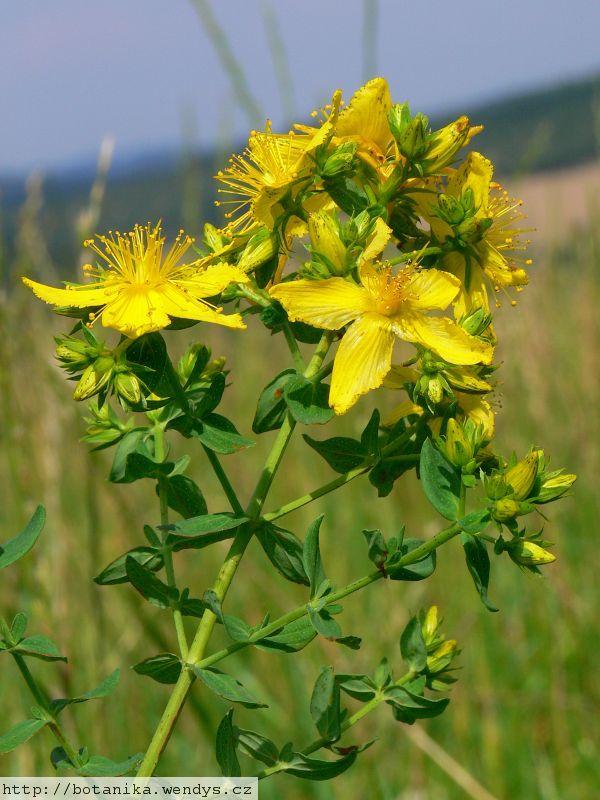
[216,94,341,233]
[420,152,530,315]
[22,223,248,339]
[270,263,492,414]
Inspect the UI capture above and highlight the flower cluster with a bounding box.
[17,77,576,782]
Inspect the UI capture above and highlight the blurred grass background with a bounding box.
[1,2,600,797]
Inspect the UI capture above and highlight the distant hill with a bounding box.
[2,71,599,271]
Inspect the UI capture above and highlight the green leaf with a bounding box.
[284,375,334,425]
[338,675,377,701]
[257,617,317,653]
[108,430,148,483]
[235,727,279,767]
[193,667,267,708]
[336,635,362,650]
[51,669,120,714]
[0,718,47,754]
[419,438,462,520]
[253,369,295,434]
[385,686,449,723]
[386,538,437,582]
[159,475,207,518]
[13,635,67,662]
[168,513,249,537]
[77,754,143,777]
[360,410,381,455]
[126,333,168,394]
[125,557,178,609]
[202,590,251,642]
[0,506,45,570]
[11,613,28,641]
[303,435,367,473]
[400,616,427,672]
[369,455,418,497]
[281,749,358,781]
[302,516,326,598]
[310,666,341,741]
[362,529,388,568]
[461,533,498,612]
[133,653,182,685]
[256,523,308,585]
[308,605,342,640]
[215,710,240,777]
[94,547,163,586]
[194,413,254,455]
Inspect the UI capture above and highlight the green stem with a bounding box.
[154,425,188,660]
[12,653,82,768]
[192,522,461,672]
[263,421,424,523]
[137,332,334,777]
[202,445,244,515]
[258,670,416,779]
[282,321,305,372]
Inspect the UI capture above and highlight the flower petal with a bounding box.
[392,310,493,365]
[177,263,248,298]
[336,77,393,154]
[330,313,395,414]
[383,365,419,388]
[457,392,495,439]
[405,269,460,310]
[384,400,424,427]
[270,278,371,330]
[101,288,172,338]
[159,285,246,329]
[448,152,493,210]
[361,218,392,262]
[22,277,114,308]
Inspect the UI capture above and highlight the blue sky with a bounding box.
[1,0,599,173]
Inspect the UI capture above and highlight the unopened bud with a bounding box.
[491,497,521,522]
[535,471,577,503]
[308,211,346,275]
[427,639,458,674]
[320,142,357,177]
[421,606,439,644]
[506,450,540,501]
[237,228,278,271]
[73,358,114,401]
[441,419,474,467]
[507,540,556,567]
[114,372,142,405]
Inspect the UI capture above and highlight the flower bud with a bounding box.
[114,372,142,406]
[203,223,227,253]
[423,116,480,174]
[421,606,439,645]
[308,211,346,275]
[441,419,474,467]
[320,142,357,177]
[507,540,556,567]
[535,471,577,503]
[73,358,114,401]
[427,639,459,674]
[505,450,540,500]
[237,228,278,271]
[460,308,493,337]
[491,497,521,522]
